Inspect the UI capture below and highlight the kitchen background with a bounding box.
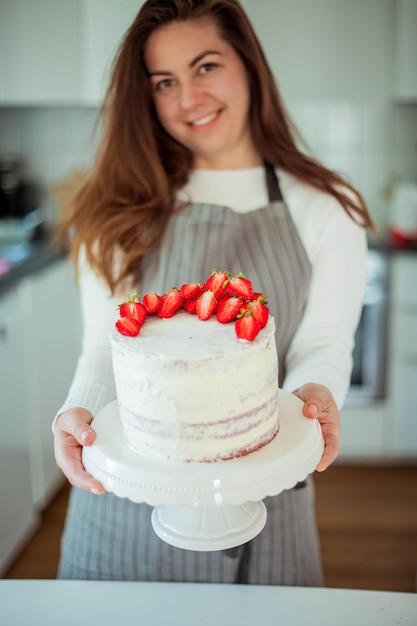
[1,0,417,229]
[0,0,416,581]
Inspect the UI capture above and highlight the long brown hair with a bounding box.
[56,0,375,293]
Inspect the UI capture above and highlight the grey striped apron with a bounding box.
[58,164,324,586]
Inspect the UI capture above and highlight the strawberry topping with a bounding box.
[157,288,184,318]
[142,292,161,314]
[205,270,229,299]
[115,316,141,337]
[216,294,244,324]
[183,298,199,314]
[181,282,202,300]
[248,299,269,329]
[118,294,147,325]
[115,270,268,341]
[228,273,253,300]
[235,309,261,341]
[196,289,217,321]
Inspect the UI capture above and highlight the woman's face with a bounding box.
[145,18,261,169]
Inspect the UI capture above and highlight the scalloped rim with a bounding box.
[82,392,324,507]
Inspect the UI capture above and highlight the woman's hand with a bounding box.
[292,383,340,471]
[54,408,106,494]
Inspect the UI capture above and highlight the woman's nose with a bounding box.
[179,82,204,111]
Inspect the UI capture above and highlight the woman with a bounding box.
[54,0,374,584]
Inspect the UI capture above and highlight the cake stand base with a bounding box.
[83,391,324,551]
[151,501,267,551]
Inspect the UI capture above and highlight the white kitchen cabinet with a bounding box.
[79,0,143,105]
[340,252,417,462]
[0,0,143,106]
[20,259,82,508]
[0,258,81,574]
[339,402,387,461]
[0,0,79,105]
[394,0,417,101]
[385,254,417,457]
[0,287,39,576]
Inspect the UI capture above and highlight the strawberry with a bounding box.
[249,298,269,329]
[142,292,161,314]
[216,295,244,324]
[118,295,146,325]
[183,298,198,314]
[181,282,202,300]
[228,273,253,299]
[158,287,184,318]
[235,309,261,341]
[196,289,217,321]
[205,270,229,299]
[115,316,141,337]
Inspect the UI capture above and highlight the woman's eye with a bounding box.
[154,78,174,91]
[199,63,217,75]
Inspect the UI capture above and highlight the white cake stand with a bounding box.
[82,391,324,551]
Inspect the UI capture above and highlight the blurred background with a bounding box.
[0,0,416,590]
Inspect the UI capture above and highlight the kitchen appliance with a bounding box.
[346,249,389,405]
[0,155,39,219]
[0,155,43,244]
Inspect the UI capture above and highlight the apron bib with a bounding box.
[139,163,310,384]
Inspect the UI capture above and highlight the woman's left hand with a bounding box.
[292,383,340,471]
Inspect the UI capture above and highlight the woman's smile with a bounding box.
[188,110,221,128]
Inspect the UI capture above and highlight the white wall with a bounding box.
[242,0,395,99]
[0,0,416,233]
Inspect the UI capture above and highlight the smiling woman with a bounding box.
[52,0,375,585]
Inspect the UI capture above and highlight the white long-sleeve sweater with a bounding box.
[56,167,368,425]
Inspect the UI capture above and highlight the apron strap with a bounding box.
[265,162,283,202]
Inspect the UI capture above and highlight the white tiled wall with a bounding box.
[0,107,99,184]
[290,100,417,231]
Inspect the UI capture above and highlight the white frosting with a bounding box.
[110,311,279,462]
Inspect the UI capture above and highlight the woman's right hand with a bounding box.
[54,407,106,494]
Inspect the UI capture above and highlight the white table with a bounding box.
[0,581,416,626]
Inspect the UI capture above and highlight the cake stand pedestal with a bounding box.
[82,391,324,551]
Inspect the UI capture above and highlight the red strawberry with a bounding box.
[216,295,244,324]
[118,295,146,325]
[205,270,229,299]
[183,298,198,314]
[228,273,253,299]
[142,292,161,314]
[235,310,261,341]
[196,289,217,321]
[249,299,269,329]
[181,282,202,300]
[115,316,141,337]
[158,288,184,318]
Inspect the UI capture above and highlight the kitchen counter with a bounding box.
[368,235,417,254]
[0,581,415,626]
